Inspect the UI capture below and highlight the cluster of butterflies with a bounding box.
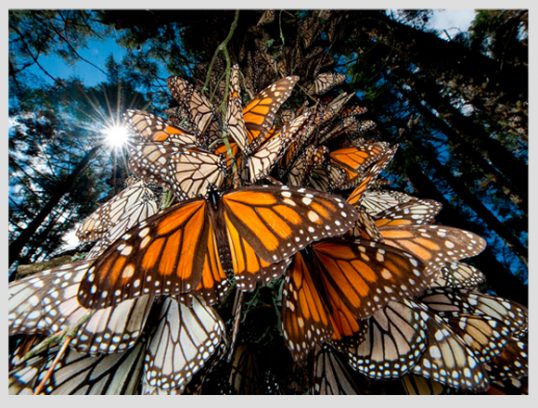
[8,66,528,395]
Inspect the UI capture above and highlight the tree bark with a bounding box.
[392,76,527,203]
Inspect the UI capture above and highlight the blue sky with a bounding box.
[25,34,127,87]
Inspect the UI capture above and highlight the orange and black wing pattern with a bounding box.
[222,185,357,290]
[282,252,333,362]
[345,145,398,205]
[312,239,434,319]
[282,238,433,362]
[378,225,487,268]
[373,199,442,228]
[77,199,215,309]
[242,76,299,152]
[125,109,198,146]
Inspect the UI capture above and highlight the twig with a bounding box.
[279,11,285,46]
[201,10,241,185]
[160,189,174,209]
[34,335,73,394]
[226,290,244,363]
[22,310,94,362]
[203,10,240,92]
[9,24,65,88]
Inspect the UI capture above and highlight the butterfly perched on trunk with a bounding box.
[77,185,358,309]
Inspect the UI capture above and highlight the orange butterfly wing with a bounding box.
[378,225,487,267]
[221,186,356,263]
[282,252,333,361]
[345,145,398,205]
[222,186,356,291]
[78,199,212,308]
[312,239,434,319]
[125,109,198,145]
[282,238,432,362]
[242,76,299,151]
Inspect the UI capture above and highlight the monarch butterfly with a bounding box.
[287,145,348,193]
[244,113,312,183]
[344,299,428,379]
[429,262,486,289]
[328,143,391,189]
[348,208,383,241]
[419,289,527,337]
[307,72,346,95]
[359,190,417,216]
[340,104,368,118]
[125,109,198,146]
[315,92,355,126]
[77,185,357,309]
[287,145,328,188]
[16,342,147,395]
[9,345,48,394]
[220,67,306,183]
[484,335,527,385]
[224,65,249,153]
[409,303,488,390]
[282,219,486,362]
[280,94,352,175]
[298,15,320,48]
[9,261,154,355]
[373,198,442,228]
[436,314,511,364]
[318,117,377,145]
[76,179,159,245]
[378,225,487,270]
[167,75,215,139]
[311,345,361,395]
[143,296,226,392]
[308,162,347,193]
[230,71,299,154]
[125,110,227,201]
[281,239,434,362]
[349,197,442,244]
[228,343,263,394]
[344,145,397,199]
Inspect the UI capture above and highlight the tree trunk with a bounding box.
[396,70,528,199]
[392,77,527,204]
[8,145,100,267]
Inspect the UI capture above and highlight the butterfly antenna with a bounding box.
[226,289,244,363]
